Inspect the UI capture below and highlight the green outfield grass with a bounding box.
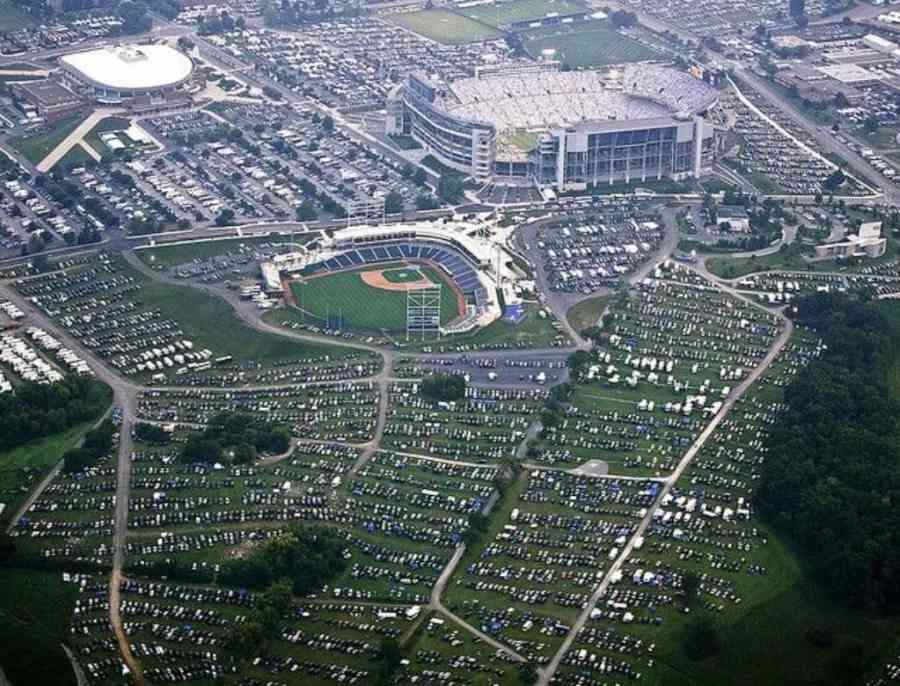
[522,22,660,67]
[290,265,462,332]
[390,8,503,44]
[460,0,586,26]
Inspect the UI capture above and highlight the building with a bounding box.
[717,205,750,231]
[12,80,83,123]
[815,220,887,258]
[59,44,195,106]
[386,64,720,191]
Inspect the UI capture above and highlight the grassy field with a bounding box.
[428,301,568,349]
[136,233,317,268]
[390,8,503,44]
[0,421,98,528]
[522,22,659,67]
[565,294,609,332]
[129,265,344,361]
[460,0,586,26]
[0,1,33,31]
[9,112,87,165]
[290,265,461,332]
[0,569,78,686]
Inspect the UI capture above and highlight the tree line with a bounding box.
[0,376,111,453]
[758,293,900,609]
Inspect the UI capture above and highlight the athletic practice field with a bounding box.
[289,264,463,332]
[461,0,586,27]
[390,8,503,44]
[522,23,660,67]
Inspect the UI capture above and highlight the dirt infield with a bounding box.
[360,268,434,292]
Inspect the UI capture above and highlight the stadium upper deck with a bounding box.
[386,64,720,191]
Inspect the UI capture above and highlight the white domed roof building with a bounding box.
[60,44,195,105]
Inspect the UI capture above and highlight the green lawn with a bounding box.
[460,0,586,26]
[425,301,569,350]
[390,8,503,44]
[522,22,659,67]
[128,265,345,362]
[565,294,609,332]
[136,233,316,268]
[290,265,461,333]
[0,419,105,529]
[9,112,87,165]
[660,577,900,686]
[0,569,78,686]
[705,248,820,279]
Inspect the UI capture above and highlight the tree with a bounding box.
[823,168,846,192]
[322,115,334,133]
[134,422,171,445]
[567,350,592,375]
[384,191,403,214]
[517,662,539,686]
[296,200,317,221]
[374,638,404,686]
[438,175,465,204]
[215,208,236,226]
[420,373,466,402]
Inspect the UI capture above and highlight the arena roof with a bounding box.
[432,65,718,132]
[61,44,194,92]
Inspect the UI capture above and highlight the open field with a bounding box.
[135,269,343,362]
[459,0,586,26]
[522,22,660,67]
[9,112,87,165]
[565,294,609,332]
[0,422,95,528]
[136,233,316,268]
[0,570,78,686]
[390,8,503,44]
[290,264,462,332]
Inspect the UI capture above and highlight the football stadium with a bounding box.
[386,63,720,190]
[261,221,523,337]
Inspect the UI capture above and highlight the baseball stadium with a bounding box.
[261,222,521,337]
[386,63,720,191]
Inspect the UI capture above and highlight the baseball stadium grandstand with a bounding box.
[386,63,720,191]
[261,222,523,335]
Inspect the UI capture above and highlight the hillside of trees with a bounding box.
[0,376,111,452]
[758,294,900,609]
